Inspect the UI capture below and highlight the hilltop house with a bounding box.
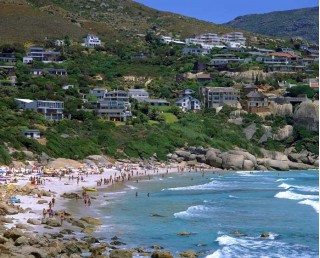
[200,87,240,108]
[144,99,170,106]
[30,68,67,76]
[128,89,149,102]
[183,47,210,55]
[196,73,212,82]
[22,129,41,139]
[89,88,108,100]
[92,90,131,121]
[23,47,62,63]
[83,34,102,47]
[242,91,269,113]
[0,53,17,63]
[15,98,66,120]
[176,95,201,112]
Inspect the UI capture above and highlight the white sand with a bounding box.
[4,164,199,233]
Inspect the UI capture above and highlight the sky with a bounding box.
[133,0,319,24]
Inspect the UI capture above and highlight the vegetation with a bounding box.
[225,7,319,43]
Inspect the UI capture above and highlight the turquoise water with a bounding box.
[95,170,319,258]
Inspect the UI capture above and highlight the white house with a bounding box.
[22,129,41,139]
[89,88,107,100]
[176,96,201,112]
[128,89,149,102]
[83,34,102,47]
[23,57,33,64]
[15,98,65,121]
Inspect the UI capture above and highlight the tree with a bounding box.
[287,85,315,98]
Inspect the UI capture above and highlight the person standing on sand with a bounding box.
[60,212,64,225]
[88,197,91,206]
[43,208,47,219]
[52,197,55,207]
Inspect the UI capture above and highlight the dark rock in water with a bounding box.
[110,240,126,246]
[151,251,174,258]
[195,243,206,247]
[179,250,198,258]
[151,213,165,217]
[177,232,192,236]
[260,232,270,238]
[151,245,163,250]
[134,246,146,253]
[231,230,247,237]
[111,236,119,240]
[109,249,134,258]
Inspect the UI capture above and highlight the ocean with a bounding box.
[94,170,319,258]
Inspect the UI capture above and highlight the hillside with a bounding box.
[0,0,246,44]
[225,7,319,43]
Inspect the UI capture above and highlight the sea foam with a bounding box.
[299,199,319,213]
[165,180,221,191]
[173,205,212,219]
[274,191,319,200]
[278,183,318,193]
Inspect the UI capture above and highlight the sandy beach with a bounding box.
[0,160,220,256]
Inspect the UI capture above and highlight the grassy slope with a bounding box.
[225,7,319,43]
[0,0,248,44]
[0,2,87,44]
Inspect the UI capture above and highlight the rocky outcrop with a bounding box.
[243,123,257,140]
[151,251,174,258]
[168,145,317,171]
[110,249,134,258]
[269,102,293,116]
[273,125,293,141]
[293,101,319,133]
[179,250,198,258]
[259,125,272,143]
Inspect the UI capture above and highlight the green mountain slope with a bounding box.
[225,7,319,43]
[0,0,250,44]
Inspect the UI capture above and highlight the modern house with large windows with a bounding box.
[200,87,240,108]
[15,98,66,120]
[93,90,132,121]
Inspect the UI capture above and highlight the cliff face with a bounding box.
[293,101,319,133]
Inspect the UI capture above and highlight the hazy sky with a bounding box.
[133,0,319,24]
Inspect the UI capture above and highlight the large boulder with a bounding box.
[14,236,29,246]
[260,149,288,161]
[46,217,61,227]
[221,153,244,170]
[243,123,256,140]
[65,240,82,254]
[27,218,41,225]
[269,102,293,116]
[273,125,293,141]
[243,160,255,170]
[179,250,198,258]
[80,217,102,226]
[293,101,319,133]
[151,251,174,258]
[0,204,19,216]
[109,249,134,258]
[228,149,257,165]
[287,161,314,170]
[3,228,24,241]
[175,150,191,160]
[205,149,222,168]
[265,159,289,171]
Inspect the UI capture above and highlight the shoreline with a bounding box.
[1,164,318,257]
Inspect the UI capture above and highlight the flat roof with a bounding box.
[15,98,34,103]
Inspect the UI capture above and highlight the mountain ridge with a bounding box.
[224,7,319,43]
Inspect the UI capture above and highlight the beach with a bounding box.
[0,160,222,257]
